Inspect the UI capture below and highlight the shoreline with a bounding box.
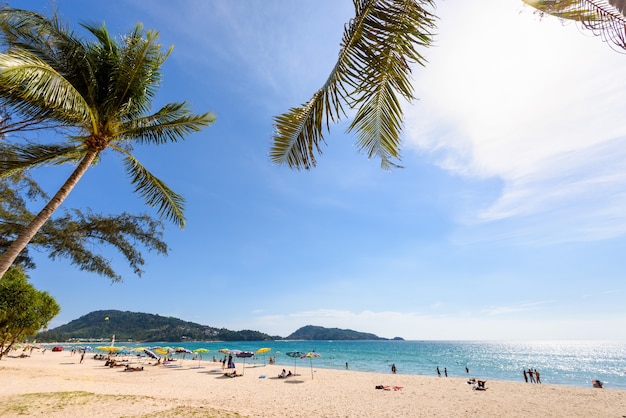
[1,351,625,417]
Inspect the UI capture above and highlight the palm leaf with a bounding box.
[121,152,185,228]
[522,0,626,52]
[0,50,92,125]
[119,102,215,145]
[0,142,83,178]
[271,0,436,169]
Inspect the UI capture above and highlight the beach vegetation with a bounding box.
[270,0,436,171]
[522,0,626,52]
[0,173,168,282]
[0,7,215,280]
[0,267,60,359]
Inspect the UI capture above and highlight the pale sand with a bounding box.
[1,351,625,417]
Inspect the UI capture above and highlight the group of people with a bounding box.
[278,369,293,378]
[523,368,541,383]
[221,354,235,370]
[436,366,469,377]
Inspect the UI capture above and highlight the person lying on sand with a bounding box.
[375,385,403,391]
[124,365,144,372]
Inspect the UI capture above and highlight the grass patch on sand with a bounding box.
[0,391,244,417]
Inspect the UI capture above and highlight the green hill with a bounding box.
[35,310,275,343]
[35,311,401,342]
[285,325,389,340]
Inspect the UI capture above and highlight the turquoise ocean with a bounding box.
[67,340,626,390]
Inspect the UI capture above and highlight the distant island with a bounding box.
[285,325,386,341]
[35,310,403,343]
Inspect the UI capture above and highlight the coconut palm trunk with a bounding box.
[0,150,97,277]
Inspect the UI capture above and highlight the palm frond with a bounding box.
[119,102,215,145]
[349,82,404,170]
[271,0,436,170]
[0,142,83,178]
[523,0,626,52]
[86,23,171,122]
[121,152,185,228]
[0,50,92,125]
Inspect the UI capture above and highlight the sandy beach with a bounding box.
[1,351,625,417]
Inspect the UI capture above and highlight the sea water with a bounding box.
[69,340,626,390]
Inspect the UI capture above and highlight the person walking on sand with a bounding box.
[80,350,85,364]
[436,366,441,377]
[523,369,528,383]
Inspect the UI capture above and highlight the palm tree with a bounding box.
[270,0,436,171]
[521,0,626,52]
[0,8,215,279]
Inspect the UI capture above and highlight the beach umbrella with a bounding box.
[97,346,123,353]
[153,347,168,356]
[144,349,158,360]
[286,351,302,375]
[235,351,254,375]
[256,347,271,365]
[193,348,210,367]
[175,347,193,363]
[301,352,321,379]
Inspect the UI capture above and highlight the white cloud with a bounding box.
[404,0,626,242]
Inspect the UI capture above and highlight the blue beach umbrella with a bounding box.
[286,351,302,375]
[235,351,254,375]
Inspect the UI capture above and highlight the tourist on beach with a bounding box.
[444,367,448,377]
[391,364,397,374]
[346,362,348,369]
[436,366,441,377]
[535,369,541,384]
[528,368,535,383]
[523,369,528,382]
[466,366,469,374]
[80,350,85,364]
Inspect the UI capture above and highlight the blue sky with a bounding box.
[12,0,626,340]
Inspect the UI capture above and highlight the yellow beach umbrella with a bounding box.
[97,346,123,353]
[192,348,210,367]
[256,347,271,365]
[153,347,168,356]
